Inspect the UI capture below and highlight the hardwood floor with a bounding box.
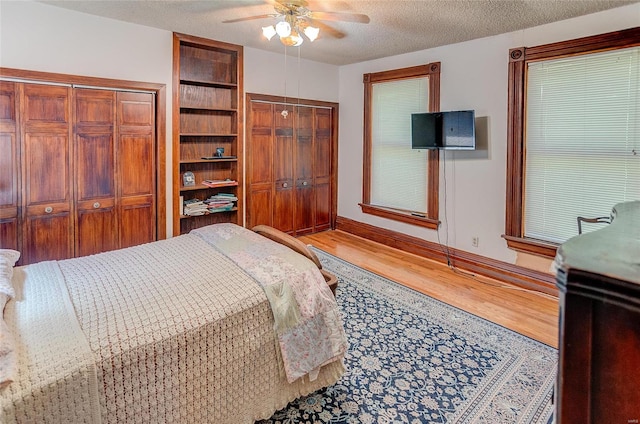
[299,229,559,348]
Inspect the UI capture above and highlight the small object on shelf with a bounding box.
[201,155,237,160]
[215,147,224,157]
[183,171,195,187]
[202,179,238,188]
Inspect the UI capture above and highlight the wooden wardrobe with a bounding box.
[0,76,160,265]
[246,94,338,236]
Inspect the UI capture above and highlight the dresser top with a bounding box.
[556,201,640,285]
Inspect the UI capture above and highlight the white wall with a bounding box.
[337,3,640,265]
[0,1,339,237]
[244,47,339,102]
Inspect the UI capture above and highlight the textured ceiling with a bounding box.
[40,0,638,65]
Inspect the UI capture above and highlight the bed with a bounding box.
[0,223,347,423]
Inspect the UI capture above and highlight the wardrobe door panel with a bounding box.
[294,182,314,235]
[294,106,314,181]
[76,132,115,199]
[75,88,118,256]
[315,179,331,232]
[274,186,294,233]
[294,106,314,235]
[246,102,274,228]
[248,104,274,185]
[120,133,154,196]
[120,198,154,248]
[24,134,70,203]
[77,199,118,257]
[248,188,272,227]
[314,108,332,231]
[117,92,155,246]
[0,82,20,251]
[247,132,273,228]
[24,212,73,263]
[0,217,18,251]
[274,108,294,233]
[22,84,73,263]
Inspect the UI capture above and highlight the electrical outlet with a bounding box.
[472,236,479,247]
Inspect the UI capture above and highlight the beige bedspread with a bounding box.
[1,224,346,423]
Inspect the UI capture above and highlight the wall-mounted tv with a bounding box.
[411,110,476,150]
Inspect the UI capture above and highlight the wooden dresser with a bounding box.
[554,201,640,423]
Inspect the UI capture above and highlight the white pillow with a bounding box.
[0,250,20,299]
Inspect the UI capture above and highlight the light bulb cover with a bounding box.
[303,26,319,42]
[280,29,303,47]
[275,21,291,37]
[262,25,276,40]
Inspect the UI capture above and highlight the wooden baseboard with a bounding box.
[335,216,558,296]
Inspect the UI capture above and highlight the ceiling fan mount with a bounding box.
[273,1,312,19]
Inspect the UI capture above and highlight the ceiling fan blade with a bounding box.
[309,19,346,39]
[310,11,370,24]
[222,14,275,23]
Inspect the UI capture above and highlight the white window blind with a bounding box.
[525,47,640,243]
[371,77,429,212]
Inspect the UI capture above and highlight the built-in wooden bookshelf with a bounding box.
[172,33,243,235]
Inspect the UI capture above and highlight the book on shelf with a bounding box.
[201,179,238,188]
[206,193,238,202]
[183,198,208,216]
[182,195,236,216]
[207,205,235,213]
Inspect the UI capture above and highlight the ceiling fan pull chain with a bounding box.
[282,45,289,118]
[297,44,301,118]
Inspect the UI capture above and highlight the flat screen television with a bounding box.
[411,110,476,150]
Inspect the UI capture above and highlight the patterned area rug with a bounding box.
[260,249,557,424]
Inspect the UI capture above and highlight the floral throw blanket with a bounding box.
[192,224,348,383]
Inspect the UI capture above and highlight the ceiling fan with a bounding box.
[222,0,370,44]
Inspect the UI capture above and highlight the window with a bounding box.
[361,63,441,229]
[504,28,640,258]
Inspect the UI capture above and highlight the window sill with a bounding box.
[360,203,439,230]
[502,235,558,259]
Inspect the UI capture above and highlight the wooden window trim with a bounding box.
[504,27,640,258]
[362,63,441,228]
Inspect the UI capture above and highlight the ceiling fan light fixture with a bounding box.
[262,25,276,40]
[275,21,291,38]
[280,29,304,47]
[303,25,319,42]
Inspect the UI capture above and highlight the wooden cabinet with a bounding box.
[0,82,20,252]
[554,201,640,424]
[246,96,337,236]
[0,80,156,265]
[172,33,243,235]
